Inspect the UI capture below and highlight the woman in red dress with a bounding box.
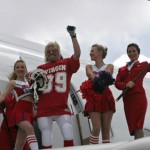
[115,43,150,139]
[0,60,38,150]
[80,44,115,144]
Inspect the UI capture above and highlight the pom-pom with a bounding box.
[93,76,106,93]
[79,79,102,102]
[99,71,115,86]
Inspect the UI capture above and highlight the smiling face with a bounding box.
[127,46,139,61]
[14,61,27,79]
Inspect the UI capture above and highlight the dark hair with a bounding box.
[127,43,140,54]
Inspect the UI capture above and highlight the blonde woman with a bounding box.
[80,44,115,144]
[0,60,38,150]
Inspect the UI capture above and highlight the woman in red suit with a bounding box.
[115,43,150,139]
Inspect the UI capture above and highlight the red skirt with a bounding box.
[9,100,34,127]
[80,80,115,116]
[123,93,147,135]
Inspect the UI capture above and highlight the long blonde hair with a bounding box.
[8,60,27,80]
[44,41,60,62]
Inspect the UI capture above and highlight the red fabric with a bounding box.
[13,80,32,102]
[0,122,16,150]
[101,87,116,113]
[123,93,147,135]
[115,61,150,135]
[80,79,102,102]
[9,100,33,127]
[0,123,29,150]
[64,140,74,147]
[115,61,150,95]
[37,56,80,118]
[0,94,16,119]
[80,80,115,116]
[0,95,29,150]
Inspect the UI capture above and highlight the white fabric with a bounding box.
[37,115,74,146]
[13,80,32,101]
[28,69,48,102]
[127,60,137,71]
[27,135,39,150]
[92,64,107,73]
[28,69,48,91]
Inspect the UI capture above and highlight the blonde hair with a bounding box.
[8,60,27,80]
[44,41,60,62]
[92,44,107,59]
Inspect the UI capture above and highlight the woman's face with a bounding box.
[14,62,27,78]
[89,46,102,61]
[127,46,139,61]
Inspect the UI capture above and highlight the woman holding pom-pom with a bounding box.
[80,44,115,144]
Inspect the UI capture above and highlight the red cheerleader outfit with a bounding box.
[80,64,115,116]
[9,80,34,127]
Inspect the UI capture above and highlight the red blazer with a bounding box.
[115,61,150,99]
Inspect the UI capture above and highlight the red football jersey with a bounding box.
[37,56,80,117]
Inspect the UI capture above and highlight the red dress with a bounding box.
[0,94,29,150]
[115,61,150,135]
[80,64,115,116]
[80,80,115,116]
[9,100,34,127]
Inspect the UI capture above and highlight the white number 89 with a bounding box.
[43,72,67,93]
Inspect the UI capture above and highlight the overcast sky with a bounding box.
[0,0,150,64]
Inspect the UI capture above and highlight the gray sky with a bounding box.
[0,0,150,64]
[0,1,150,140]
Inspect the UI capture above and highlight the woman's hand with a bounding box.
[126,81,135,88]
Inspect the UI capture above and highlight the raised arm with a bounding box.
[67,25,81,60]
